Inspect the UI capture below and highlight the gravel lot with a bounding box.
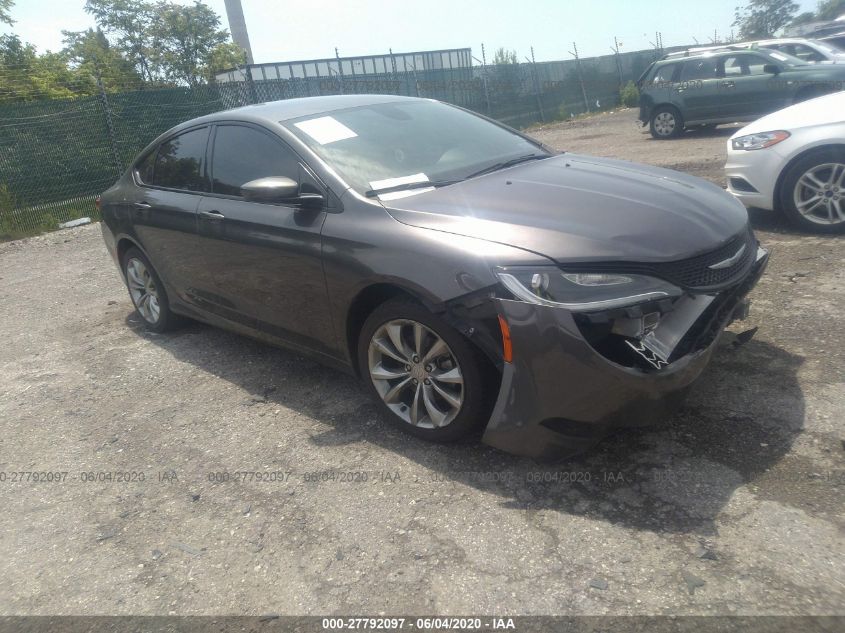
[1,108,843,617]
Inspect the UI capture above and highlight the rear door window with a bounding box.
[152,127,210,192]
[680,58,718,81]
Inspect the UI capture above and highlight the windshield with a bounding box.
[762,49,809,66]
[284,100,549,195]
[809,39,845,54]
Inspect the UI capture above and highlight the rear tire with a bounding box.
[357,298,492,443]
[778,148,845,234]
[121,247,185,332]
[650,106,684,139]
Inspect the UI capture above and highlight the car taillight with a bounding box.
[95,196,101,212]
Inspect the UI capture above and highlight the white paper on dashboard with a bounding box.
[293,116,357,144]
[368,173,432,201]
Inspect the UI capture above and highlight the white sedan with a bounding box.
[725,91,845,233]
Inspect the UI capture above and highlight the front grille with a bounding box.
[564,227,757,291]
[650,228,756,289]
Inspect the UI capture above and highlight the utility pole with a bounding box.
[95,65,122,176]
[223,0,254,64]
[611,36,624,89]
[335,47,345,94]
[527,46,545,123]
[568,42,589,113]
[389,48,400,95]
[475,43,492,115]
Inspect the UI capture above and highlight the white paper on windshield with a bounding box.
[368,173,434,200]
[378,188,436,200]
[294,116,357,145]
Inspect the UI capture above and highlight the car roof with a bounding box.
[753,38,835,46]
[139,94,440,162]
[180,94,428,129]
[657,47,760,63]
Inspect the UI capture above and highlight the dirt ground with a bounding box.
[0,108,843,617]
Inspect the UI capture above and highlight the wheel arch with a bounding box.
[344,282,436,377]
[116,236,146,277]
[774,143,845,211]
[650,102,682,118]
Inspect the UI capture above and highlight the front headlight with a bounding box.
[731,130,790,151]
[496,267,682,311]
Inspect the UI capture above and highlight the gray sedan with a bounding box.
[99,95,768,459]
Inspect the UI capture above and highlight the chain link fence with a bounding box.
[0,46,664,240]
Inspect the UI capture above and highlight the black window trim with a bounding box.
[204,120,330,206]
[132,123,212,194]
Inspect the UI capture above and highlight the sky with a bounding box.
[0,0,822,63]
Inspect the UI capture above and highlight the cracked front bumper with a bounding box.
[482,250,769,460]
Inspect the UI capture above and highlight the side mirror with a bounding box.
[241,176,299,202]
[763,64,781,74]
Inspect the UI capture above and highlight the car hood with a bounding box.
[732,90,845,135]
[383,154,749,263]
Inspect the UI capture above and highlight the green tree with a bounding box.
[150,1,231,86]
[489,48,521,102]
[86,0,235,87]
[0,0,14,26]
[733,0,799,38]
[816,0,845,20]
[62,27,141,91]
[619,81,639,108]
[84,0,158,82]
[491,47,518,65]
[0,35,81,101]
[207,41,246,82]
[789,10,817,26]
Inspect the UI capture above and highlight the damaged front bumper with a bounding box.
[482,247,769,460]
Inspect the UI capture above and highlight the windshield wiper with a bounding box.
[365,179,462,198]
[464,153,550,179]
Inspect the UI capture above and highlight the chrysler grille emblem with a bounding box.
[708,244,746,270]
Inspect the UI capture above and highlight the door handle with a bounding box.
[133,202,151,210]
[721,81,735,88]
[200,210,225,220]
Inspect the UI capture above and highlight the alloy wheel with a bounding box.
[653,112,676,136]
[126,257,161,324]
[367,319,464,429]
[793,162,845,225]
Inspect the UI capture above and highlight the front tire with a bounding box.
[358,298,491,443]
[121,247,185,332]
[650,106,684,139]
[779,149,845,233]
